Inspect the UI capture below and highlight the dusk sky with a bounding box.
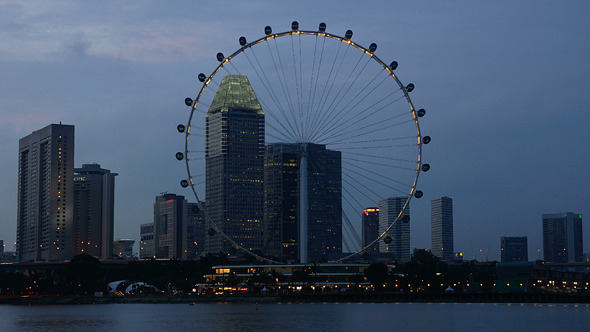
[1,1,589,260]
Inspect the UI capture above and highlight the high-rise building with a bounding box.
[379,197,410,262]
[17,124,75,261]
[500,236,528,262]
[205,75,265,254]
[431,196,454,261]
[362,207,379,258]
[139,222,155,259]
[113,239,135,259]
[542,212,583,262]
[73,163,117,259]
[154,193,187,259]
[187,202,207,260]
[263,143,342,262]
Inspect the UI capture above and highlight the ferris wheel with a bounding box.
[176,22,430,263]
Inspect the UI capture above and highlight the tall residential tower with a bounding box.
[543,212,583,262]
[431,196,454,261]
[17,124,75,261]
[379,197,410,262]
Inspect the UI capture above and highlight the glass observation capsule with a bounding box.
[319,22,326,32]
[291,21,299,31]
[422,136,431,144]
[369,43,377,52]
[421,163,430,172]
[417,108,426,117]
[184,98,193,106]
[265,26,272,35]
[177,124,185,133]
[406,83,415,92]
[345,30,353,40]
[384,236,392,244]
[175,152,184,160]
[415,190,423,198]
[239,36,247,46]
[390,61,398,70]
[208,228,216,236]
[216,52,224,62]
[191,205,200,214]
[402,215,410,223]
[180,179,189,188]
[198,73,206,82]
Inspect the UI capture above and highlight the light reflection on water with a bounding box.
[2,302,590,332]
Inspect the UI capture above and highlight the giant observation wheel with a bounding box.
[177,22,430,263]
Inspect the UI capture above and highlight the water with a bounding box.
[1,302,589,331]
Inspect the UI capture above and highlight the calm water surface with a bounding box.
[1,302,589,331]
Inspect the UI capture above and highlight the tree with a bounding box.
[364,262,389,290]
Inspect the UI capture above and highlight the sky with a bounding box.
[1,0,589,261]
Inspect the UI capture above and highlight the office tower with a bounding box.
[113,239,135,259]
[361,207,380,257]
[187,202,207,260]
[139,222,155,259]
[431,196,454,261]
[500,236,528,262]
[263,143,299,260]
[205,75,265,254]
[542,212,583,262]
[379,197,410,262]
[17,124,75,261]
[0,240,3,253]
[154,193,187,259]
[263,143,342,261]
[73,163,117,259]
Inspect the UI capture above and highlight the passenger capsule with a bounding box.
[239,36,247,46]
[198,73,206,82]
[208,228,216,236]
[180,180,189,188]
[216,52,224,62]
[345,30,353,40]
[265,26,272,35]
[319,22,326,32]
[184,98,193,107]
[402,215,410,223]
[191,205,200,214]
[369,43,377,52]
[417,108,426,117]
[390,61,398,70]
[384,236,392,244]
[175,152,184,161]
[421,163,430,172]
[414,190,424,198]
[177,124,185,133]
[406,83,415,92]
[291,21,299,31]
[422,136,431,144]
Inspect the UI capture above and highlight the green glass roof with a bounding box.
[208,75,264,116]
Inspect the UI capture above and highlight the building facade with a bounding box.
[73,163,117,259]
[431,196,454,261]
[187,202,207,260]
[500,236,528,262]
[205,75,265,254]
[362,207,380,258]
[379,197,410,262]
[113,239,135,259]
[139,222,155,259]
[17,124,75,261]
[154,194,187,259]
[543,212,583,262]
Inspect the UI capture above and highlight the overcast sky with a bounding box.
[1,1,589,260]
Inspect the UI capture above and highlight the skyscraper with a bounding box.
[263,143,342,261]
[154,193,187,259]
[73,163,117,259]
[379,197,410,262]
[542,212,583,262]
[362,207,379,258]
[187,202,207,260]
[500,236,528,262]
[431,196,454,261]
[139,222,155,259]
[205,75,265,254]
[17,124,75,261]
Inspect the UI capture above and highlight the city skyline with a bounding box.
[1,1,589,260]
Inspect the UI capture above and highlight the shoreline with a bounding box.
[2,292,590,305]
